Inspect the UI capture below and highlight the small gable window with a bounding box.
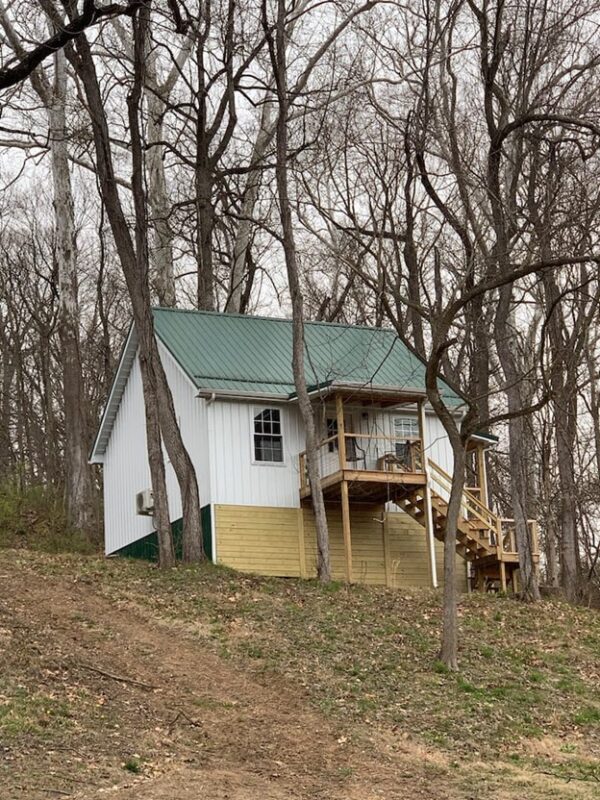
[253,408,283,463]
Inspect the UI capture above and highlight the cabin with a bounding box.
[90,308,539,592]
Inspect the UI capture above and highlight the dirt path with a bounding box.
[0,563,448,800]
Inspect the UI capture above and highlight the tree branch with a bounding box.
[0,0,143,91]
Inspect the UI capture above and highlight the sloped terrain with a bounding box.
[0,550,598,799]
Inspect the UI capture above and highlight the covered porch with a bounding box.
[297,390,502,587]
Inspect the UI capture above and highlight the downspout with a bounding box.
[197,390,217,561]
[418,399,439,589]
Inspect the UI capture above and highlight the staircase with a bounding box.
[395,459,537,592]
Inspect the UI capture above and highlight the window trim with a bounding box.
[250,406,287,467]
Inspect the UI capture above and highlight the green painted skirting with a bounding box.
[115,504,212,562]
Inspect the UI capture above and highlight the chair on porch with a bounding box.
[376,440,413,472]
[345,436,367,470]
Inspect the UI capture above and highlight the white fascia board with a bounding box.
[89,325,138,463]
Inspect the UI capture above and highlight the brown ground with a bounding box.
[0,555,597,799]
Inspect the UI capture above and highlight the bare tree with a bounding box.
[65,9,203,562]
[265,0,331,580]
[0,5,97,535]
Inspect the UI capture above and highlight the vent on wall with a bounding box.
[135,489,154,516]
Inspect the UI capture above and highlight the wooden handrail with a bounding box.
[342,432,421,442]
[427,458,498,528]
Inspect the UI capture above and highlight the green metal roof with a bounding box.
[152,308,463,405]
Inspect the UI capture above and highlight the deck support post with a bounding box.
[418,399,438,589]
[476,444,488,506]
[499,561,507,593]
[336,394,352,582]
[340,479,353,583]
[511,568,519,595]
[382,505,392,588]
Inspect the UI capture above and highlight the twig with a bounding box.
[537,769,600,784]
[168,709,203,732]
[13,788,71,797]
[74,661,156,690]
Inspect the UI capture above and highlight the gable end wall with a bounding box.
[102,341,210,555]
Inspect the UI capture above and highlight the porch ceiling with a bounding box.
[312,385,426,407]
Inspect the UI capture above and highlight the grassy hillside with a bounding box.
[1,550,599,798]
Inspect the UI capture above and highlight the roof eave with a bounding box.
[89,325,138,463]
[196,388,288,402]
[468,431,499,450]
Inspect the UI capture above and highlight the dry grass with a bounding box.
[2,549,599,798]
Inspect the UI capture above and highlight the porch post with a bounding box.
[418,399,439,589]
[341,479,353,583]
[336,393,352,582]
[335,392,346,469]
[476,444,489,506]
[499,561,507,593]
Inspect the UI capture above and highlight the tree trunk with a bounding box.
[439,444,466,671]
[226,99,276,312]
[127,8,203,563]
[0,309,15,478]
[494,291,541,601]
[423,335,465,670]
[542,273,580,601]
[48,48,96,536]
[555,393,579,600]
[146,79,177,307]
[270,0,331,582]
[68,24,204,562]
[139,340,175,568]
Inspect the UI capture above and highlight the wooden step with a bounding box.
[399,487,498,561]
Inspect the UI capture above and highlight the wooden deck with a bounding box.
[300,469,427,504]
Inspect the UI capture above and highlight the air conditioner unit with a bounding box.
[136,489,154,516]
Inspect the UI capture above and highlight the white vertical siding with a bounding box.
[205,400,456,509]
[423,413,455,474]
[207,400,305,507]
[103,355,154,555]
[102,342,210,555]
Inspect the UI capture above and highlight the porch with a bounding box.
[299,432,427,504]
[297,392,539,591]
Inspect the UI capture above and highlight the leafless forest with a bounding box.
[1,1,600,666]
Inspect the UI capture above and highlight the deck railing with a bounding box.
[299,433,423,492]
[426,459,539,558]
[499,518,540,556]
[427,458,497,532]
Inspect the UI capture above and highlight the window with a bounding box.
[394,416,419,439]
[253,408,283,463]
[326,418,338,452]
[394,416,419,466]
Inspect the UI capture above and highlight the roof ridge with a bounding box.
[152,306,397,335]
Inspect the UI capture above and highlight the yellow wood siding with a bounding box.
[302,505,387,585]
[385,513,467,591]
[215,503,467,590]
[215,505,303,576]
